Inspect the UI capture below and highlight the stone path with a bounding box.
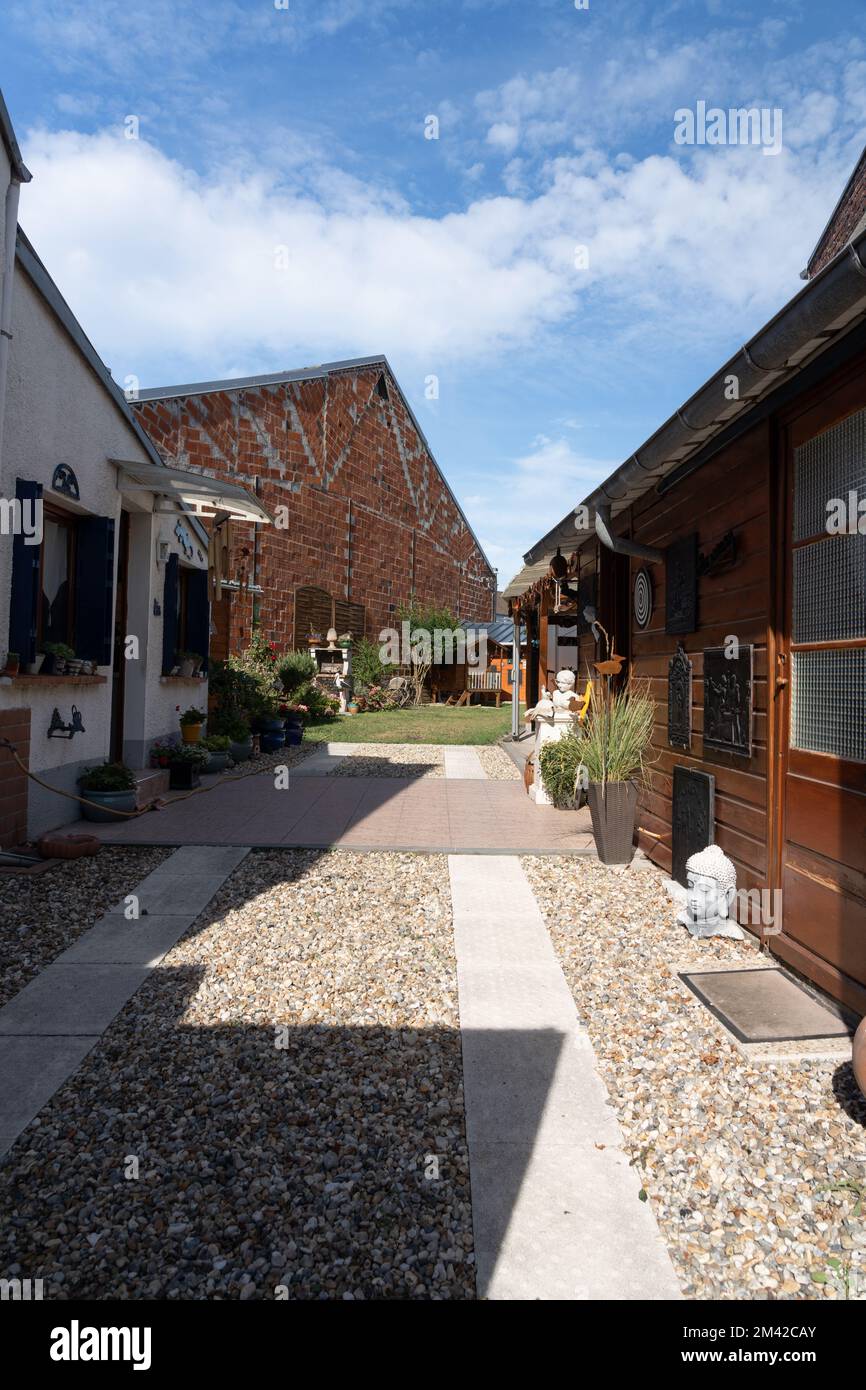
[450,853,681,1300]
[56,743,595,855]
[0,845,247,1157]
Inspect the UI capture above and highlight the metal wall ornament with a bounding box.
[51,463,80,500]
[672,765,716,887]
[703,645,753,758]
[665,533,698,635]
[668,642,692,750]
[633,567,653,629]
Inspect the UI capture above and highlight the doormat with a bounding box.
[679,967,854,1044]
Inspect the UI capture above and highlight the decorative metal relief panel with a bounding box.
[703,645,753,758]
[672,766,715,887]
[668,643,692,750]
[665,534,698,635]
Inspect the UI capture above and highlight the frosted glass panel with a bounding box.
[794,407,866,541]
[791,649,866,762]
[792,534,866,643]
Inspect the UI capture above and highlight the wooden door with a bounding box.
[773,382,866,1015]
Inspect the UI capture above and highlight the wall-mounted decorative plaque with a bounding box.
[668,642,692,750]
[633,567,653,630]
[672,765,715,887]
[665,533,698,635]
[703,645,753,757]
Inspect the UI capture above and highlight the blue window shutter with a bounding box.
[74,516,115,664]
[186,568,211,674]
[9,479,43,664]
[162,554,179,675]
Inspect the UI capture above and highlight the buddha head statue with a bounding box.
[684,844,737,928]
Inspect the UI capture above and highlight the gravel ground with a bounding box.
[0,849,474,1300]
[325,744,444,777]
[523,855,866,1300]
[0,847,171,1008]
[476,746,521,780]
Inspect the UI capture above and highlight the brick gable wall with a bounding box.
[134,366,494,652]
[808,153,866,276]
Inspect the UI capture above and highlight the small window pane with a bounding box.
[41,518,72,646]
[791,648,866,762]
[792,534,866,643]
[794,406,866,541]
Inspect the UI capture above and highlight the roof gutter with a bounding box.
[523,224,866,567]
[595,502,663,563]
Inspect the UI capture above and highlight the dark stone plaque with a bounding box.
[672,766,715,887]
[668,643,692,750]
[703,645,753,758]
[665,533,698,635]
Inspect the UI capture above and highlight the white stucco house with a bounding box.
[0,91,269,844]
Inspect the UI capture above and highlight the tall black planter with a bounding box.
[586,781,638,865]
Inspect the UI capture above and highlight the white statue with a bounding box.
[525,669,587,805]
[664,844,744,939]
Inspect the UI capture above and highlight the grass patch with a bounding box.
[305,704,522,745]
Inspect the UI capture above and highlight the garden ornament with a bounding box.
[525,669,587,805]
[664,844,744,939]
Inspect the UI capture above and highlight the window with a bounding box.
[39,510,78,648]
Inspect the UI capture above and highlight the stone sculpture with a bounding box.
[664,843,744,939]
[524,669,587,805]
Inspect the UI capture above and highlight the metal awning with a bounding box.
[112,459,274,524]
[502,555,556,601]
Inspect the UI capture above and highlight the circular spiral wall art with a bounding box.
[633,567,653,629]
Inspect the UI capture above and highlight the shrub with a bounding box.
[277,649,317,697]
[351,636,394,691]
[208,711,251,742]
[576,680,655,784]
[539,734,587,809]
[169,743,210,766]
[79,762,136,792]
[202,734,231,751]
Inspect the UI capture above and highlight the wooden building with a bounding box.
[507,150,866,1015]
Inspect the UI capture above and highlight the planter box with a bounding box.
[80,789,137,823]
[169,762,202,790]
[586,781,638,865]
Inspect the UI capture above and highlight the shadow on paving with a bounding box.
[0,856,565,1301]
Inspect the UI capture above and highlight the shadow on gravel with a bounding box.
[0,965,562,1301]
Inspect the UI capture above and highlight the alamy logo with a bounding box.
[49,1321,152,1372]
[0,496,43,546]
[674,101,783,156]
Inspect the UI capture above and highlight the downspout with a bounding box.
[510,611,521,740]
[0,179,22,471]
[594,502,663,564]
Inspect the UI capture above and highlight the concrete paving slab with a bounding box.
[106,874,237,917]
[0,963,151,1036]
[0,1035,100,1158]
[443,746,487,779]
[56,913,200,966]
[450,853,681,1301]
[681,967,854,1043]
[146,845,249,877]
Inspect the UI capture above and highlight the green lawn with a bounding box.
[305,703,524,745]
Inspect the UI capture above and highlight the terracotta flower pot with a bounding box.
[586,781,638,865]
[38,832,101,859]
[181,723,203,743]
[853,1017,866,1098]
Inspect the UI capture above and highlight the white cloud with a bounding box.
[16,116,855,391]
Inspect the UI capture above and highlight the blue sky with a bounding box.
[1,0,863,588]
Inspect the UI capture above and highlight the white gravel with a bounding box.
[0,849,474,1300]
[522,854,866,1300]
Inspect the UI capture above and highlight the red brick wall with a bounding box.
[808,153,866,276]
[0,708,31,848]
[134,366,495,652]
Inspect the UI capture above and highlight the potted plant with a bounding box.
[177,650,202,678]
[41,642,75,675]
[150,736,180,768]
[25,650,45,675]
[78,763,138,822]
[66,654,84,676]
[168,742,209,789]
[213,713,252,762]
[307,629,322,648]
[3,651,19,676]
[179,706,207,743]
[201,734,231,774]
[577,680,655,865]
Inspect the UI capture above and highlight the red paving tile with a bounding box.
[57,772,596,854]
